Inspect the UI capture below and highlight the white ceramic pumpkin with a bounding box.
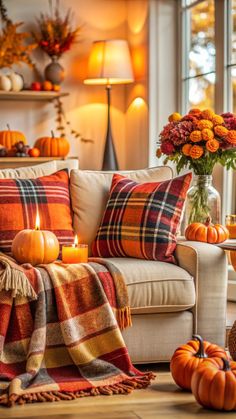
[9,73,24,92]
[0,75,11,91]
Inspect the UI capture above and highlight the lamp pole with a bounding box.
[102,85,118,170]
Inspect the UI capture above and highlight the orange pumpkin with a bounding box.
[170,334,227,391]
[191,358,236,411]
[185,217,229,244]
[230,251,236,270]
[0,124,27,150]
[34,131,70,157]
[12,229,59,266]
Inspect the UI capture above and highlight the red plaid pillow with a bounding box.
[0,170,74,254]
[92,173,192,263]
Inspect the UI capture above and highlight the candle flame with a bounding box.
[74,234,78,246]
[35,211,40,230]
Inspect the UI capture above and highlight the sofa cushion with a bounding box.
[0,159,79,179]
[92,173,192,263]
[106,258,195,313]
[0,160,57,179]
[70,166,173,254]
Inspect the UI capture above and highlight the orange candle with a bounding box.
[62,235,88,264]
[226,215,236,239]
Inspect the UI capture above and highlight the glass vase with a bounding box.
[184,175,221,229]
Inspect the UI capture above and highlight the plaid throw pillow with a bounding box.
[92,173,192,263]
[0,170,74,254]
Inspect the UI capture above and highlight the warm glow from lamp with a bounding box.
[84,40,134,85]
[35,211,40,231]
[133,97,145,108]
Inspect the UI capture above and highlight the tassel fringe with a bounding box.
[117,306,132,330]
[0,373,155,407]
[0,259,37,300]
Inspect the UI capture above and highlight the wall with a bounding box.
[0,0,148,170]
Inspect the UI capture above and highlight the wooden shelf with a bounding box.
[0,91,69,101]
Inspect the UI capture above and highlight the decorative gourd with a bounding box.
[185,216,229,244]
[191,358,236,411]
[12,228,59,266]
[170,334,227,391]
[0,75,11,91]
[34,131,70,157]
[0,125,27,150]
[8,72,24,92]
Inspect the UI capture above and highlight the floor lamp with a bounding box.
[84,40,134,170]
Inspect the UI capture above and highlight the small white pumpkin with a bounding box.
[0,75,12,91]
[9,73,24,92]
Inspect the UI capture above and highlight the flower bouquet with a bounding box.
[157,109,236,224]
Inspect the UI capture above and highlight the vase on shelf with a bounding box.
[183,174,221,229]
[44,56,65,85]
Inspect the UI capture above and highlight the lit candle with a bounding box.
[62,235,88,264]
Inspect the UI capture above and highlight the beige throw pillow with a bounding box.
[70,166,173,254]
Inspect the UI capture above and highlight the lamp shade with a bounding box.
[84,40,134,85]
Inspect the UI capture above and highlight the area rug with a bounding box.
[0,254,154,407]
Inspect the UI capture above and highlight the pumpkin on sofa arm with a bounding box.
[185,216,229,244]
[170,334,227,391]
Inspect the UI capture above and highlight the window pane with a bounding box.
[188,0,215,77]
[187,73,215,110]
[231,67,236,113]
[231,0,236,63]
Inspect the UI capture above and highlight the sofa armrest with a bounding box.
[175,240,228,347]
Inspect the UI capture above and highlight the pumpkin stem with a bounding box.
[222,358,231,371]
[205,216,212,226]
[51,130,55,138]
[7,124,10,131]
[193,334,208,358]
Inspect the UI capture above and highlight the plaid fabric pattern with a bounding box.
[92,173,192,263]
[0,170,74,254]
[0,256,153,406]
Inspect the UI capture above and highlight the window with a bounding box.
[181,0,215,112]
[180,0,236,216]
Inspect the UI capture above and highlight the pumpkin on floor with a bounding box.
[170,334,227,391]
[12,228,59,266]
[34,131,70,157]
[191,358,236,411]
[185,217,229,244]
[0,125,27,150]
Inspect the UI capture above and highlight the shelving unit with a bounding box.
[0,91,69,101]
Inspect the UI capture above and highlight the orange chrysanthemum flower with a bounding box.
[189,108,201,116]
[189,145,204,159]
[214,125,228,137]
[156,148,162,158]
[182,144,192,156]
[168,112,182,122]
[227,130,236,145]
[201,109,215,120]
[197,119,214,130]
[206,139,220,153]
[190,130,202,142]
[201,128,214,141]
[212,114,224,126]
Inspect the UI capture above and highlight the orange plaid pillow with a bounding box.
[0,170,74,254]
[92,173,192,263]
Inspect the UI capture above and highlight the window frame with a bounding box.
[179,0,235,219]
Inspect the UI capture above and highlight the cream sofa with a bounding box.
[0,159,228,363]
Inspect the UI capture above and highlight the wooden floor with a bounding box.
[1,303,236,419]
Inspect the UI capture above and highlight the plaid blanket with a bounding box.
[0,254,154,407]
